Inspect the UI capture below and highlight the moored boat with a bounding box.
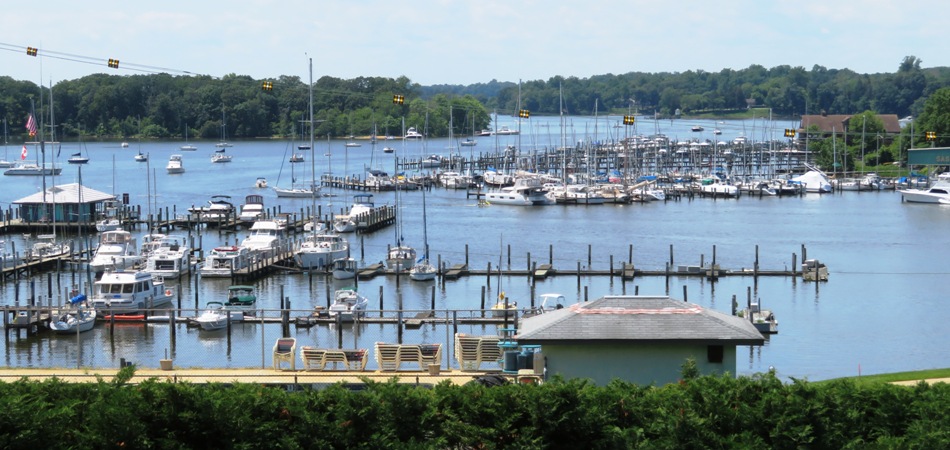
[89,270,174,315]
[328,288,368,321]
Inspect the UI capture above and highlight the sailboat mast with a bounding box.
[308,57,317,227]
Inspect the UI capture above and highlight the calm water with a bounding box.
[3,115,948,382]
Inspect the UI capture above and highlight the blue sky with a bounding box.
[1,0,944,86]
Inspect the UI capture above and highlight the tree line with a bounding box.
[0,55,948,145]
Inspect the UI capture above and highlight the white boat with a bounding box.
[791,165,833,193]
[383,147,395,154]
[333,194,375,233]
[211,149,232,163]
[345,142,361,147]
[700,179,739,198]
[491,293,517,317]
[550,184,607,204]
[273,181,319,198]
[255,177,267,188]
[364,169,395,190]
[295,232,349,269]
[404,127,423,139]
[188,195,234,220]
[484,178,554,206]
[239,194,264,222]
[134,151,147,162]
[440,171,473,189]
[691,125,704,132]
[493,126,519,135]
[460,138,477,147]
[386,246,417,271]
[744,299,778,334]
[166,154,185,174]
[899,181,950,204]
[143,235,191,279]
[89,229,141,274]
[240,220,286,257]
[90,270,174,315]
[328,288,368,321]
[215,110,233,148]
[194,301,230,331]
[419,154,442,168]
[67,152,89,164]
[289,153,305,163]
[4,162,62,176]
[410,184,436,281]
[802,259,829,281]
[49,294,97,334]
[199,245,253,278]
[331,257,357,280]
[27,235,71,261]
[120,142,129,148]
[181,125,197,151]
[482,169,513,187]
[95,218,121,232]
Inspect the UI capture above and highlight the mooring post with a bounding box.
[669,244,674,266]
[379,286,384,317]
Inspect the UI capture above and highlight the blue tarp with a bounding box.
[69,293,87,304]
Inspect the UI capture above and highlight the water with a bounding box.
[3,116,948,382]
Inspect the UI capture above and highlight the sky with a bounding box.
[1,0,946,86]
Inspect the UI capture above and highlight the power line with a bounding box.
[0,42,198,76]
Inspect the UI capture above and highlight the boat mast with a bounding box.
[308,57,317,229]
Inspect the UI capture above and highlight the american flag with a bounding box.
[25,114,36,137]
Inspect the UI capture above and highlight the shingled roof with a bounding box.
[515,296,764,345]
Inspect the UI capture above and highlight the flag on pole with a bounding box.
[25,114,37,137]
[21,145,28,160]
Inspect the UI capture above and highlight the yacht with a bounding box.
[899,181,950,204]
[331,257,358,280]
[143,235,191,279]
[199,245,253,278]
[211,149,232,163]
[188,195,234,220]
[89,230,142,274]
[295,232,349,269]
[484,178,554,206]
[166,154,185,174]
[239,194,265,222]
[4,162,62,176]
[240,220,286,257]
[89,270,174,316]
[493,126,519,135]
[333,194,376,233]
[404,127,423,139]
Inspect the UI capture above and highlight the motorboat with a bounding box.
[345,141,361,147]
[404,127,423,139]
[240,220,286,257]
[239,194,264,222]
[289,153,305,163]
[898,181,950,204]
[255,177,268,188]
[333,194,375,233]
[139,233,167,259]
[199,245,252,278]
[48,294,97,334]
[95,218,121,232]
[194,302,230,331]
[166,154,185,174]
[482,169,513,187]
[223,285,257,317]
[491,293,517,317]
[700,178,739,198]
[328,288,369,321]
[188,195,234,220]
[386,246,416,272]
[493,126,519,135]
[802,259,829,281]
[484,178,554,206]
[460,138,477,147]
[364,169,395,191]
[295,232,349,269]
[331,257,357,280]
[211,149,232,163]
[691,125,704,132]
[744,299,778,334]
[89,229,142,274]
[383,147,395,154]
[89,270,174,315]
[27,235,71,261]
[440,171,473,189]
[790,165,833,193]
[419,154,442,168]
[143,235,191,279]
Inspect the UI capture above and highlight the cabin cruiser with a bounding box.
[484,178,555,206]
[386,245,417,271]
[188,195,235,220]
[440,171,473,189]
[143,235,191,279]
[295,232,349,269]
[333,194,376,233]
[328,288,369,321]
[166,154,185,174]
[239,194,265,222]
[899,181,950,204]
[89,270,174,315]
[404,127,423,139]
[240,220,286,257]
[199,245,253,278]
[89,229,142,274]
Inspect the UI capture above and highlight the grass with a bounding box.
[818,368,950,385]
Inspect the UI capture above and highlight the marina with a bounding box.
[0,115,946,383]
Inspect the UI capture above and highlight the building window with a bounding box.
[707,345,724,363]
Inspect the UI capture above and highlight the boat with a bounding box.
[484,177,554,206]
[289,153,304,163]
[67,152,88,164]
[700,178,739,198]
[27,234,71,261]
[199,245,252,278]
[89,229,142,274]
[491,292,517,317]
[493,126,519,135]
[331,257,357,280]
[790,163,833,193]
[48,294,96,334]
[802,259,829,281]
[139,233,167,259]
[345,142,361,148]
[387,168,416,272]
[166,154,185,174]
[143,235,191,279]
[211,149,232,163]
[898,180,950,204]
[4,162,62,176]
[255,177,267,188]
[691,125,704,132]
[223,285,257,317]
[180,125,197,151]
[239,194,264,222]
[419,154,442,168]
[215,110,233,148]
[188,195,234,220]
[328,288,369,321]
[713,129,722,135]
[460,138,477,147]
[295,232,349,269]
[273,181,319,198]
[410,183,436,281]
[134,150,147,162]
[0,119,15,168]
[120,142,129,148]
[193,301,230,331]
[382,147,395,154]
[89,270,174,315]
[333,194,375,233]
[95,217,121,233]
[404,127,423,139]
[743,299,778,334]
[240,220,286,257]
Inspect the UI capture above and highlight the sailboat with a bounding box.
[215,110,233,148]
[181,124,197,151]
[0,119,14,168]
[274,120,319,198]
[409,184,436,281]
[386,117,416,272]
[29,86,71,261]
[67,132,90,164]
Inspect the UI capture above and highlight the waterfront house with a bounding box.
[514,295,764,386]
[13,183,116,223]
[798,113,901,141]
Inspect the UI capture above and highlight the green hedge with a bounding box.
[0,367,948,449]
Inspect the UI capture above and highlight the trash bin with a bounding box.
[504,351,519,373]
[517,353,529,370]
